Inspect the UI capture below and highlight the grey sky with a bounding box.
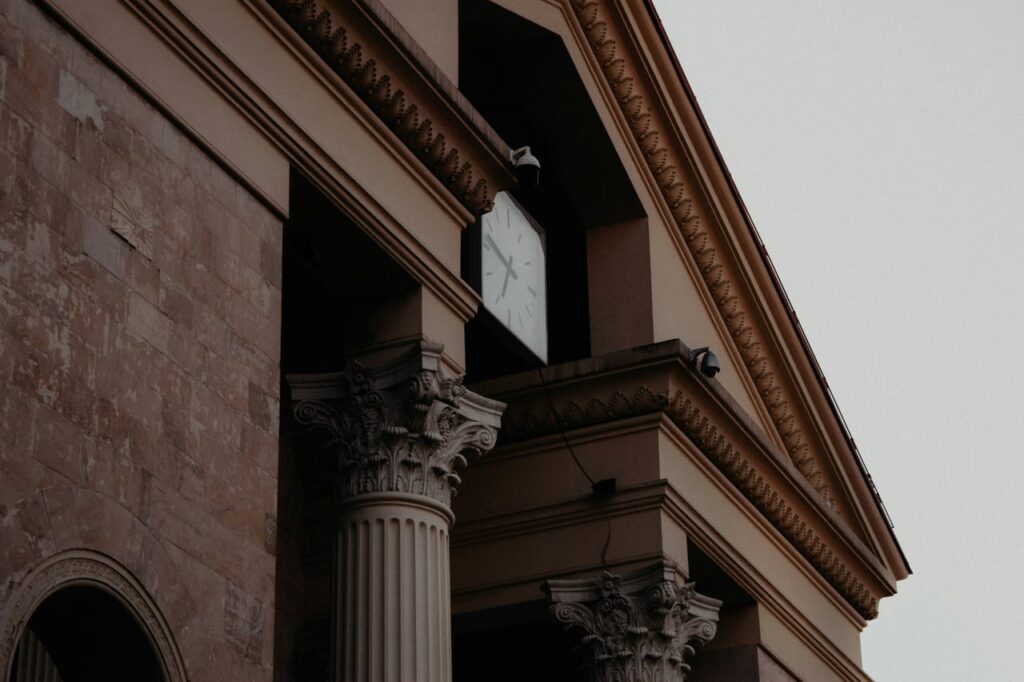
[656,1,1024,679]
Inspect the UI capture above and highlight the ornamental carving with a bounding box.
[500,383,878,619]
[545,561,720,682]
[270,0,496,214]
[0,550,188,682]
[568,0,832,504]
[290,344,504,508]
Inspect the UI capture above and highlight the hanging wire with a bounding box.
[536,367,595,486]
[535,367,616,572]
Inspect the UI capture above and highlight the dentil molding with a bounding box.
[269,0,507,215]
[566,0,835,504]
[498,380,878,619]
[545,561,721,682]
[289,342,505,508]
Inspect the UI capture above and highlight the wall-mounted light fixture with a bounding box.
[687,346,721,379]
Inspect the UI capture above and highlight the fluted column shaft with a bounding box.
[336,494,452,682]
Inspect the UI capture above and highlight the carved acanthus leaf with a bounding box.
[545,562,721,682]
[290,346,504,508]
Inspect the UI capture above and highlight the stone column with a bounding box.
[289,342,503,682]
[544,561,722,682]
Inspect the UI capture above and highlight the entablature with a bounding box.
[269,0,516,216]
[471,340,896,620]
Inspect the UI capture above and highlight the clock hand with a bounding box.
[484,234,512,270]
[502,256,515,297]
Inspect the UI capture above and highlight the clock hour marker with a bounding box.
[507,310,511,327]
[518,312,524,328]
[485,271,493,276]
[517,234,522,243]
[527,286,537,297]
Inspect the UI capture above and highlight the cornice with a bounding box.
[473,341,885,619]
[269,0,514,215]
[564,0,839,507]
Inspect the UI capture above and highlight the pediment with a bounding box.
[550,0,909,590]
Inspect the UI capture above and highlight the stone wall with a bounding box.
[0,0,282,678]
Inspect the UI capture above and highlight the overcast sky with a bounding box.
[656,1,1024,679]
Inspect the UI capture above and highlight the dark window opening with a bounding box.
[11,585,163,682]
[452,601,586,682]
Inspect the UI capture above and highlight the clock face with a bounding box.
[480,191,548,363]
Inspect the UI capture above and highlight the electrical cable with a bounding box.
[535,367,595,486]
[536,367,616,572]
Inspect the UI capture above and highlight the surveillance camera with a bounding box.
[698,350,721,378]
[511,146,540,188]
[687,347,721,379]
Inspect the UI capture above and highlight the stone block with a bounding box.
[82,210,126,279]
[224,580,264,665]
[127,290,170,353]
[0,7,283,680]
[57,68,104,131]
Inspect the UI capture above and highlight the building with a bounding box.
[0,0,910,680]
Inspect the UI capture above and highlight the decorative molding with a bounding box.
[498,383,878,619]
[110,194,155,259]
[501,385,667,443]
[545,561,721,682]
[0,550,188,682]
[269,0,499,214]
[567,0,832,503]
[290,342,505,508]
[664,392,878,619]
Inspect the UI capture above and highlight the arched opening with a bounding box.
[10,585,164,682]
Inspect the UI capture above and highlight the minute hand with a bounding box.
[484,234,512,270]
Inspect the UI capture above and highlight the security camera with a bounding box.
[510,146,540,188]
[687,347,721,379]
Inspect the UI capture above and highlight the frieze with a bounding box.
[499,383,878,619]
[545,561,720,682]
[270,0,499,214]
[567,0,833,504]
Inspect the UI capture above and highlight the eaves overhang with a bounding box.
[636,0,911,580]
[269,0,517,216]
[472,340,897,620]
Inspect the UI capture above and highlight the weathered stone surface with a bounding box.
[0,1,283,680]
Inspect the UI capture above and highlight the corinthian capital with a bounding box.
[544,561,721,682]
[288,342,505,508]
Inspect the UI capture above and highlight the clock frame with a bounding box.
[464,191,548,364]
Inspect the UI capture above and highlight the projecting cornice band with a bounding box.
[566,0,836,505]
[480,341,882,620]
[269,0,512,215]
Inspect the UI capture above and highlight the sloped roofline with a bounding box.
[640,0,910,575]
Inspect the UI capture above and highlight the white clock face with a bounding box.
[480,191,548,363]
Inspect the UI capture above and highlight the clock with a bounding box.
[475,191,548,363]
